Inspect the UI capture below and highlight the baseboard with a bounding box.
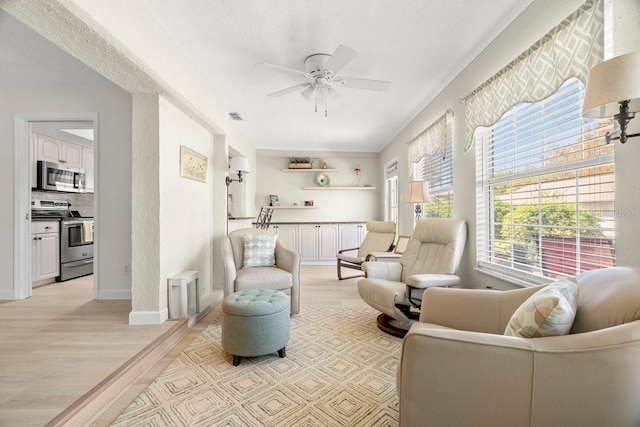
[129,308,169,325]
[44,318,189,427]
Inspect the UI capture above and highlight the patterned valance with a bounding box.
[407,110,450,165]
[463,0,604,153]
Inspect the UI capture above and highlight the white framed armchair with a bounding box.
[358,218,467,336]
[336,221,396,280]
[222,228,300,314]
[397,267,640,427]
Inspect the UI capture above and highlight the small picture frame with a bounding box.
[180,145,207,183]
[269,194,280,206]
[394,235,411,254]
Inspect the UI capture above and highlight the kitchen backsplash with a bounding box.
[32,190,94,217]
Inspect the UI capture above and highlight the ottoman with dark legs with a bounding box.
[222,289,290,366]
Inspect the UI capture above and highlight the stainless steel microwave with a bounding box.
[36,160,87,193]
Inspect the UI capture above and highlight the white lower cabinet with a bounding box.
[298,223,339,263]
[31,221,60,282]
[272,222,366,265]
[272,224,298,253]
[338,223,367,251]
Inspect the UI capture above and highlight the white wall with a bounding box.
[0,82,132,299]
[379,0,640,290]
[255,151,381,223]
[158,97,216,313]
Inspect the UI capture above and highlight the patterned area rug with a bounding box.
[111,306,402,426]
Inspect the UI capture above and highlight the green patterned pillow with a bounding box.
[243,233,277,268]
[504,280,579,338]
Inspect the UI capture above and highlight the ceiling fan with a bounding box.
[260,45,391,116]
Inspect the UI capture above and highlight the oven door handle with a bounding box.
[63,259,93,268]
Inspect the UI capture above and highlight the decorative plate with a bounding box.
[316,172,330,187]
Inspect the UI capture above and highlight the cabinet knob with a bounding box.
[44,226,51,230]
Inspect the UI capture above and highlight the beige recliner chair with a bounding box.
[222,228,300,314]
[358,218,466,336]
[336,221,396,280]
[398,267,640,427]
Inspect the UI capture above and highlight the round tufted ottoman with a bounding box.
[222,289,290,366]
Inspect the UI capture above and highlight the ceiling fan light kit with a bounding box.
[262,45,391,117]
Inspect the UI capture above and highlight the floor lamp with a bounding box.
[405,181,430,223]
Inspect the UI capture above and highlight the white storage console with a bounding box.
[167,270,200,319]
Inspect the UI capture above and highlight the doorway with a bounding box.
[13,113,99,300]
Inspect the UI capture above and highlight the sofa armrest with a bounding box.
[419,286,542,334]
[398,323,536,426]
[221,238,237,297]
[406,274,460,288]
[361,261,403,281]
[275,243,299,275]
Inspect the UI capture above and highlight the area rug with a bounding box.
[111,305,402,426]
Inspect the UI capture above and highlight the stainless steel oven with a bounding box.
[59,218,94,281]
[31,199,94,282]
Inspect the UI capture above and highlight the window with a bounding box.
[476,78,614,283]
[384,159,399,226]
[412,121,453,218]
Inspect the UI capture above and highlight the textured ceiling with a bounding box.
[142,0,531,152]
[1,1,532,153]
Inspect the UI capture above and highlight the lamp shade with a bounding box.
[583,51,640,118]
[405,181,430,203]
[229,156,250,174]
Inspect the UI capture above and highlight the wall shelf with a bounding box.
[303,186,376,190]
[262,206,318,209]
[281,168,338,172]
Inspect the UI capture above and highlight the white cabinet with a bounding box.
[338,223,367,251]
[272,224,298,253]
[33,133,94,192]
[269,222,367,265]
[36,134,83,168]
[298,223,339,263]
[82,146,95,193]
[31,221,60,282]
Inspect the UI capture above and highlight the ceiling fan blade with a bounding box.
[323,45,358,75]
[258,62,312,79]
[333,76,391,92]
[267,83,310,97]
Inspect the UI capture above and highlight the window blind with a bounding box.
[475,78,614,281]
[413,121,453,218]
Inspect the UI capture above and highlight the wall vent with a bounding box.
[229,112,242,121]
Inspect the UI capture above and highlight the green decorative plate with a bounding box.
[316,172,330,187]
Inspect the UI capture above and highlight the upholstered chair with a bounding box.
[397,267,640,427]
[358,218,466,336]
[336,221,396,280]
[221,228,300,314]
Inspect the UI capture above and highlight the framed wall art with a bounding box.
[180,145,208,183]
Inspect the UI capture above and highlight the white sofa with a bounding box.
[397,267,640,427]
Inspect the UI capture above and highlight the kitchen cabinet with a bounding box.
[272,224,298,253]
[298,223,339,263]
[338,223,367,251]
[31,221,60,282]
[36,134,83,168]
[82,146,95,193]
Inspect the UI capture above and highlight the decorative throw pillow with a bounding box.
[504,280,579,338]
[243,233,277,268]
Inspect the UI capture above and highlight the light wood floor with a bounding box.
[0,266,367,427]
